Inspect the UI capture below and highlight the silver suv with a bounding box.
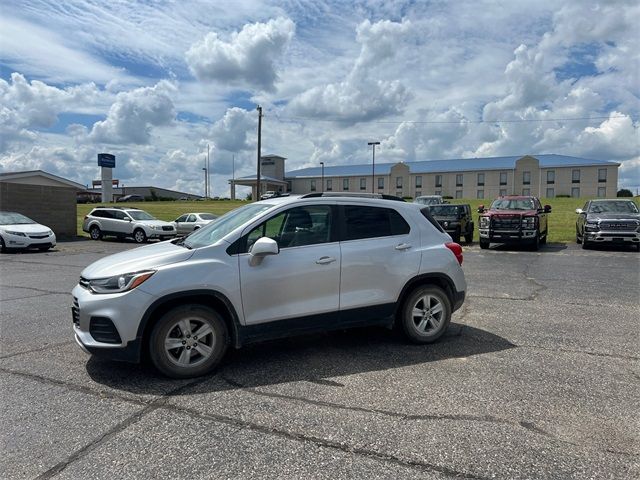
[83,207,177,243]
[72,194,466,378]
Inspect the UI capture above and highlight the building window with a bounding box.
[571,187,580,198]
[499,189,507,196]
[396,190,402,197]
[326,179,332,191]
[415,190,421,197]
[477,173,484,186]
[396,177,403,188]
[455,190,462,199]
[435,175,442,187]
[572,169,580,183]
[546,188,554,198]
[547,170,555,184]
[360,178,366,190]
[434,190,442,195]
[597,187,606,197]
[343,178,349,191]
[522,188,530,196]
[598,168,607,182]
[523,171,531,185]
[477,189,484,199]
[310,180,316,192]
[378,177,384,190]
[456,174,463,187]
[500,172,508,185]
[415,176,422,188]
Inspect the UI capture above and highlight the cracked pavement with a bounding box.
[1,240,638,479]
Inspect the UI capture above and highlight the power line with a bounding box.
[268,114,633,125]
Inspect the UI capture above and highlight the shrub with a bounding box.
[617,189,633,197]
[556,194,570,198]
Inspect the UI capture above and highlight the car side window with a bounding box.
[113,211,127,220]
[99,210,113,219]
[244,205,333,252]
[187,215,196,222]
[176,215,187,222]
[343,206,410,241]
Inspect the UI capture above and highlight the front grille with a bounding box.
[600,222,637,231]
[491,216,521,229]
[72,297,80,326]
[89,317,122,344]
[28,233,49,239]
[162,226,174,231]
[79,277,90,290]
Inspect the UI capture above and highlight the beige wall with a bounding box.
[0,183,77,237]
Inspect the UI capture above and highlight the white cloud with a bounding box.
[210,108,256,152]
[186,17,295,91]
[87,81,177,145]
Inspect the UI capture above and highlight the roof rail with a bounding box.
[94,206,141,210]
[300,192,405,202]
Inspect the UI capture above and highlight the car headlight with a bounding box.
[87,270,155,294]
[585,221,599,232]
[479,217,489,228]
[522,217,536,229]
[442,221,449,228]
[5,230,27,236]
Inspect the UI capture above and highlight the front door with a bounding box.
[238,204,340,325]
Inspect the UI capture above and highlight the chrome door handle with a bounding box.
[316,256,336,265]
[395,243,412,250]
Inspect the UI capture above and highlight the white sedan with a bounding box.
[0,212,56,252]
[173,212,218,235]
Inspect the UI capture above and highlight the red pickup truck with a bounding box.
[477,195,551,251]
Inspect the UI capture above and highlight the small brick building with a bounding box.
[0,170,85,238]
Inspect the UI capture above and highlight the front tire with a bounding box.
[479,239,490,249]
[400,285,451,344]
[464,225,473,244]
[530,233,540,251]
[89,225,102,240]
[0,236,6,253]
[452,227,461,243]
[149,305,229,379]
[133,228,147,244]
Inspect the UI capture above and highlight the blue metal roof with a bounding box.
[285,154,619,178]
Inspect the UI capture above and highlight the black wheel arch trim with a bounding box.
[136,289,242,350]
[395,273,464,317]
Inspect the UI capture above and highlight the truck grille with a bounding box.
[162,226,174,231]
[72,297,80,326]
[491,216,521,229]
[600,221,637,231]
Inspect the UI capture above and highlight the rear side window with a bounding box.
[93,210,112,219]
[343,206,410,241]
[420,207,445,233]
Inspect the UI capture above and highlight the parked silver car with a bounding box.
[0,211,56,252]
[173,212,218,235]
[72,194,466,378]
[83,207,176,243]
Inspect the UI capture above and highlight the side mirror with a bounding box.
[477,205,485,213]
[544,205,552,213]
[575,208,583,214]
[249,237,279,266]
[125,217,132,222]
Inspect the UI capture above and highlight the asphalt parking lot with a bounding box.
[1,240,638,479]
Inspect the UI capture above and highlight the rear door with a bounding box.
[238,204,340,325]
[174,214,188,234]
[339,204,421,313]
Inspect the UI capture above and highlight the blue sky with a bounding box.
[1,0,638,195]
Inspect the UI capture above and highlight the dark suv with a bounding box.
[478,195,551,250]
[429,204,474,243]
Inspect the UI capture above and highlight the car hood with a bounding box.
[485,209,537,216]
[0,223,51,233]
[586,213,640,222]
[81,241,194,279]
[136,220,174,227]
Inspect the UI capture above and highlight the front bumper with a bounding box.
[479,229,537,242]
[71,284,153,363]
[3,233,56,249]
[583,230,640,244]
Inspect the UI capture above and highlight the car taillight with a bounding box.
[445,242,463,265]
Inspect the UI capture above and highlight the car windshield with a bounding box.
[183,203,274,249]
[589,201,639,214]
[429,205,459,216]
[491,199,535,210]
[0,212,35,225]
[127,210,156,220]
[199,213,217,220]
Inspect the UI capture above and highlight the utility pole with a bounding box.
[320,162,325,192]
[368,141,380,194]
[256,105,263,200]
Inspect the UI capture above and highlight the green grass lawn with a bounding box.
[76,197,639,244]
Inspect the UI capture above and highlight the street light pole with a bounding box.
[202,166,207,199]
[256,105,263,200]
[320,162,324,192]
[207,143,210,199]
[368,141,380,194]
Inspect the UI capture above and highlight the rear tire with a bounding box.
[89,225,102,240]
[400,285,451,344]
[479,239,489,249]
[133,228,147,244]
[149,305,228,379]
